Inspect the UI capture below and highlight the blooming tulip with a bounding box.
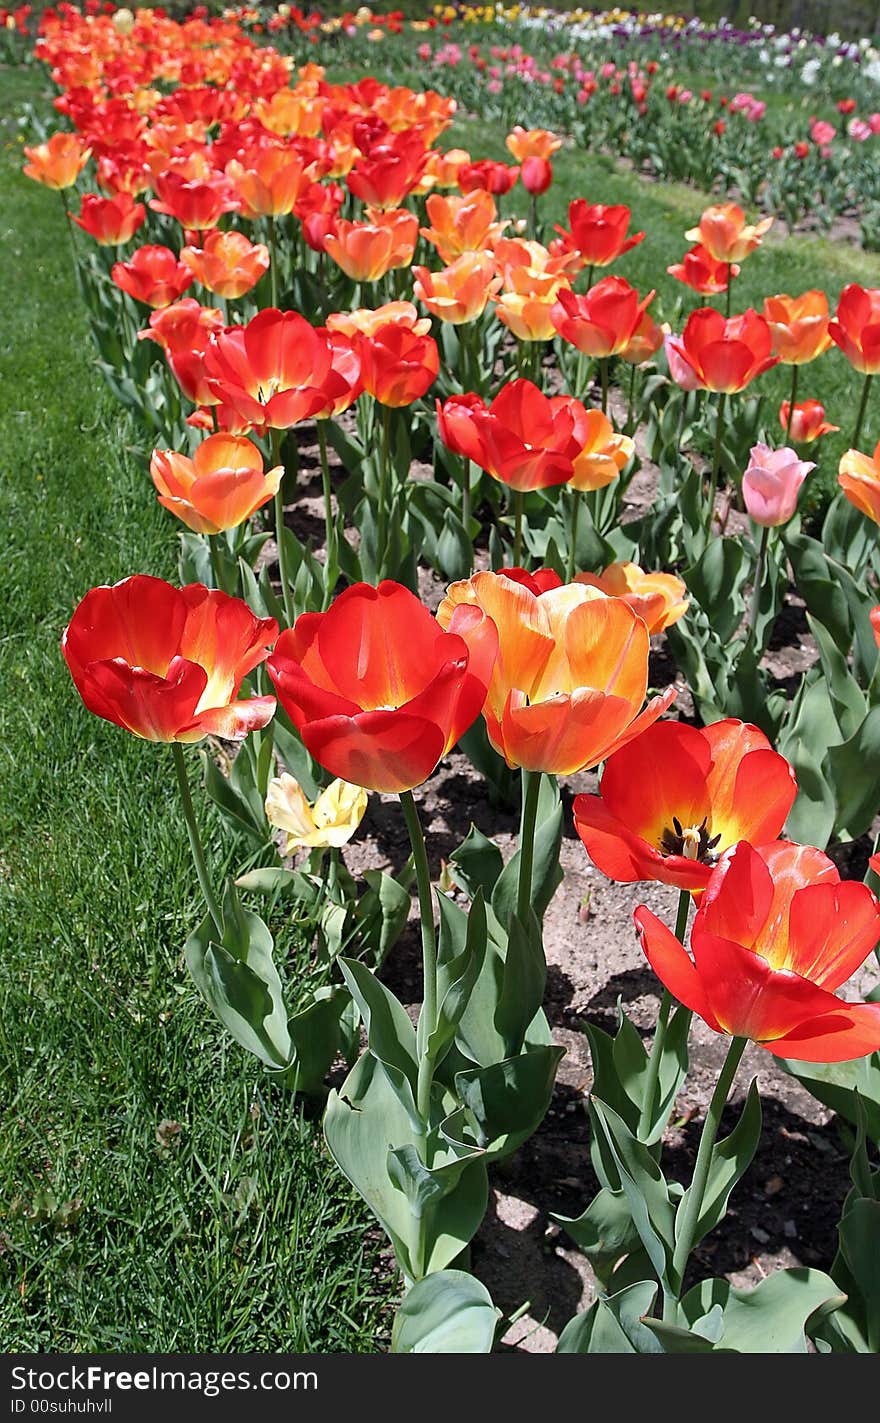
[763,290,832,365]
[204,308,351,434]
[551,276,655,360]
[779,399,838,443]
[505,126,563,163]
[226,147,320,219]
[356,321,439,407]
[150,169,238,231]
[575,562,688,634]
[667,308,778,393]
[139,298,224,407]
[72,191,145,246]
[685,202,773,264]
[180,230,270,300]
[267,581,497,793]
[436,573,675,775]
[828,284,880,375]
[742,444,814,527]
[62,575,277,743]
[347,134,428,209]
[574,719,796,892]
[521,157,553,196]
[323,209,418,282]
[149,433,283,535]
[326,300,431,341]
[635,840,880,1061]
[457,160,520,196]
[112,245,194,309]
[420,190,507,264]
[667,244,739,295]
[412,252,502,325]
[23,132,91,189]
[839,442,880,524]
[558,201,645,269]
[265,774,368,853]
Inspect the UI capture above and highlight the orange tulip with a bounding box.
[667,244,738,295]
[226,147,320,219]
[420,190,507,264]
[181,230,270,300]
[779,399,838,442]
[685,202,773,264]
[419,147,473,192]
[495,290,564,343]
[436,573,675,774]
[255,89,324,138]
[505,126,563,162]
[618,310,665,365]
[763,291,832,364]
[575,562,688,634]
[326,300,432,341]
[323,209,419,282]
[23,132,91,190]
[667,308,778,393]
[551,276,655,359]
[493,237,576,299]
[839,442,880,523]
[828,284,880,374]
[149,433,283,535]
[412,252,502,324]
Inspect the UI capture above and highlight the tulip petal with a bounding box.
[574,793,711,890]
[763,1001,880,1063]
[301,710,446,793]
[633,906,718,1026]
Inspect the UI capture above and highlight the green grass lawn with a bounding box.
[0,66,387,1352]
[3,41,880,1352]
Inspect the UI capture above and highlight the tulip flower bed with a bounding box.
[6,1,880,1356]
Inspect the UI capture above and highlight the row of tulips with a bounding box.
[19,4,880,1353]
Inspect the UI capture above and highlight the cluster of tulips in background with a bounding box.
[18,1,880,1354]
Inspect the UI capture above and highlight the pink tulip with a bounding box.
[742,444,815,527]
[664,332,702,391]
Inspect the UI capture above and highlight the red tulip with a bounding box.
[635,840,880,1061]
[138,298,225,406]
[557,201,645,268]
[150,169,238,230]
[667,243,739,295]
[828,284,880,374]
[779,399,839,443]
[667,307,778,392]
[356,321,439,407]
[457,159,520,196]
[72,191,145,246]
[267,580,497,793]
[551,276,655,359]
[112,245,194,308]
[347,134,428,210]
[574,719,796,892]
[204,308,351,434]
[62,576,277,743]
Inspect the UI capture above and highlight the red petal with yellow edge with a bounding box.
[763,1001,880,1063]
[691,925,859,1043]
[186,695,277,741]
[301,710,446,793]
[784,878,880,990]
[314,580,451,711]
[633,906,718,1026]
[598,718,715,846]
[574,793,712,890]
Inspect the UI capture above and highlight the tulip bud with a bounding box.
[521,156,553,195]
[742,444,814,527]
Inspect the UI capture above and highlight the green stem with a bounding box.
[744,523,771,649]
[317,421,337,610]
[513,489,524,567]
[462,457,471,534]
[271,427,295,628]
[725,264,733,319]
[208,534,226,594]
[566,487,581,582]
[528,192,538,241]
[853,372,874,451]
[269,215,279,310]
[626,360,637,433]
[516,769,542,926]
[171,742,223,937]
[585,264,595,293]
[400,790,438,1143]
[664,1035,747,1318]
[376,402,392,579]
[706,390,727,535]
[638,889,690,1141]
[600,357,609,416]
[785,364,798,443]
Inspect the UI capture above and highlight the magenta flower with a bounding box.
[742,444,815,527]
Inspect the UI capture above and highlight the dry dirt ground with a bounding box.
[274,407,878,1353]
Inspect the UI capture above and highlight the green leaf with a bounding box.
[493,913,546,1058]
[589,1098,675,1286]
[677,1078,762,1254]
[200,749,267,845]
[837,1198,880,1353]
[828,705,880,839]
[184,909,291,1070]
[426,891,488,1067]
[282,987,348,1095]
[649,1268,845,1353]
[455,1044,565,1161]
[553,1187,642,1287]
[557,1281,661,1354]
[338,958,419,1125]
[684,537,748,645]
[448,824,504,902]
[392,1271,497,1354]
[643,1005,691,1147]
[780,1053,880,1146]
[357,869,412,970]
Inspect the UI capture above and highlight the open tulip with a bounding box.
[780,399,838,443]
[551,276,655,359]
[505,126,562,163]
[323,209,418,282]
[574,719,796,892]
[326,300,432,341]
[62,575,277,743]
[575,562,688,633]
[458,160,520,196]
[226,147,320,219]
[204,307,350,433]
[763,290,832,365]
[436,573,675,775]
[828,284,880,374]
[72,191,145,245]
[438,380,630,493]
[356,320,439,407]
[635,840,880,1061]
[265,773,368,853]
[112,245,194,308]
[558,201,645,270]
[495,290,564,343]
[420,190,507,264]
[150,170,238,230]
[685,202,773,264]
[139,298,225,406]
[742,444,814,526]
[180,230,270,300]
[839,442,880,523]
[667,244,739,295]
[347,134,428,209]
[149,433,283,534]
[267,580,497,793]
[412,252,502,324]
[23,132,91,189]
[667,307,778,392]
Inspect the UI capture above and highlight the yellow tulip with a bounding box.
[265,774,368,853]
